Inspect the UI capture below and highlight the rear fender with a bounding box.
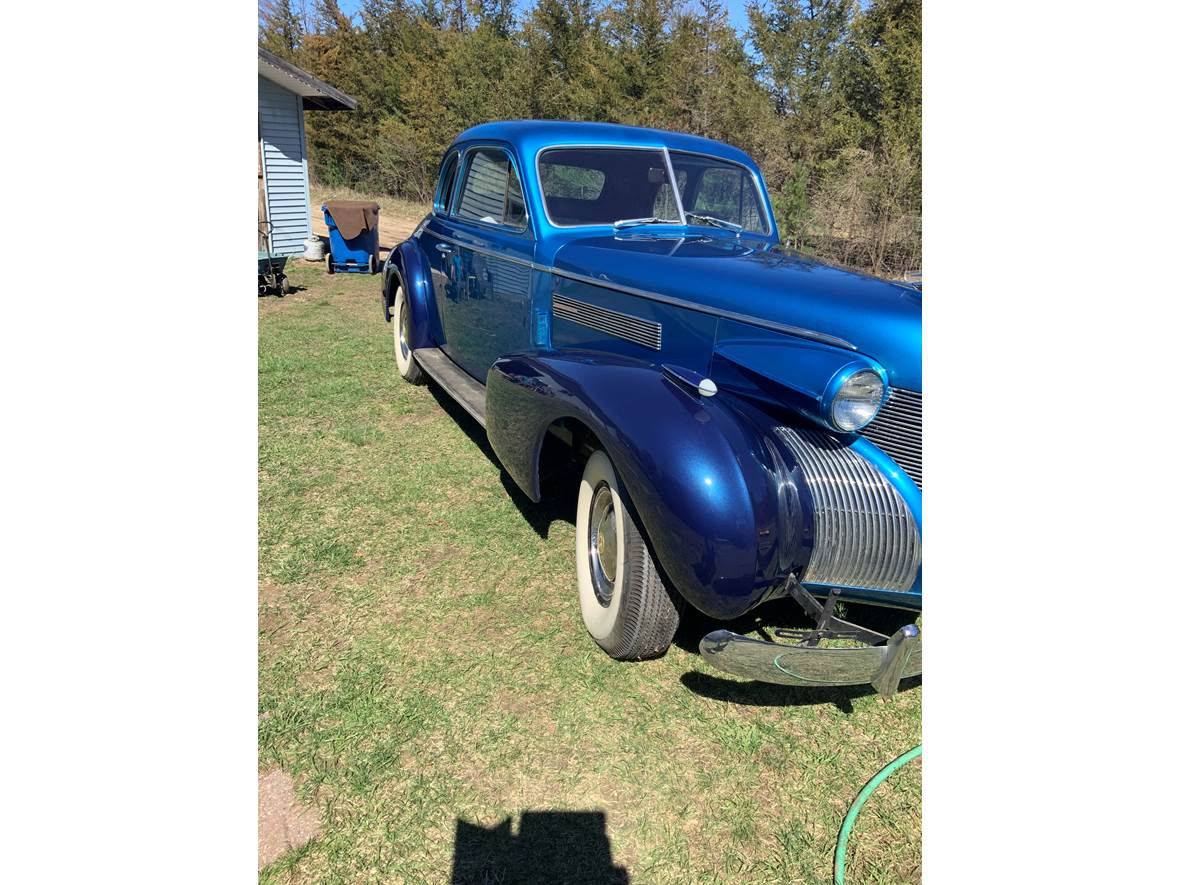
[486,351,813,619]
[385,238,442,348]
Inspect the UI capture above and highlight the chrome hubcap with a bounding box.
[398,300,410,361]
[588,484,618,607]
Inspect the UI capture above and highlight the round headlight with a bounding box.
[830,369,886,431]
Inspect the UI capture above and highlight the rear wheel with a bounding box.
[393,285,424,384]
[576,450,679,660]
[326,252,335,274]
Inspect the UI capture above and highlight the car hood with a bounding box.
[550,233,922,390]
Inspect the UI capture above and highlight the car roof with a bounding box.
[452,120,759,170]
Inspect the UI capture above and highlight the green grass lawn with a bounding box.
[258,260,922,884]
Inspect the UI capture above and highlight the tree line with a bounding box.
[260,0,920,275]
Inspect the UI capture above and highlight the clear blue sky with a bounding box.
[335,1,753,37]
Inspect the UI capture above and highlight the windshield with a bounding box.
[538,148,682,227]
[537,146,771,235]
[668,151,770,235]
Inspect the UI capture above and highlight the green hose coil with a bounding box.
[833,743,922,884]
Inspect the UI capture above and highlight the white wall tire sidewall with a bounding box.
[577,451,626,641]
[393,286,414,378]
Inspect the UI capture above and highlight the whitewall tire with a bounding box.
[576,450,680,660]
[393,285,424,384]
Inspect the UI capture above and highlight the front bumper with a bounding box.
[699,623,922,697]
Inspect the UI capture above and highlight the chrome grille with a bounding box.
[861,388,922,489]
[552,293,662,350]
[777,427,922,592]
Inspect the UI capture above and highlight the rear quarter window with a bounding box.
[455,148,527,230]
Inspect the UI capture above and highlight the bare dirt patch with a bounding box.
[258,768,322,870]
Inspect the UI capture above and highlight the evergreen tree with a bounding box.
[259,0,305,57]
[256,0,922,274]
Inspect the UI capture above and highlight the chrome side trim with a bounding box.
[861,387,922,489]
[422,229,855,350]
[552,293,662,350]
[777,427,921,592]
[548,267,855,350]
[429,230,537,270]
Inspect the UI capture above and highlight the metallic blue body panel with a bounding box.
[418,214,536,380]
[548,235,921,391]
[486,352,815,620]
[386,237,440,349]
[711,323,887,432]
[394,121,923,616]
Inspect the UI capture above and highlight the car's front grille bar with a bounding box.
[777,427,922,592]
[861,387,922,489]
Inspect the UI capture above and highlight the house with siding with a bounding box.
[258,48,357,256]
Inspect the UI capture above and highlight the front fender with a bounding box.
[486,351,812,619]
[385,238,440,349]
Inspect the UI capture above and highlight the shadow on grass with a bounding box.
[675,598,921,712]
[680,670,921,713]
[258,284,306,298]
[450,811,628,884]
[426,383,577,539]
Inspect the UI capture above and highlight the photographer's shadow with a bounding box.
[450,810,628,884]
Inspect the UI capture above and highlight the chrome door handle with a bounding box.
[435,243,455,254]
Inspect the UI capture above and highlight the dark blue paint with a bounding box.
[386,237,440,349]
[487,351,816,620]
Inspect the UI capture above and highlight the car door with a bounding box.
[418,150,462,347]
[427,145,535,382]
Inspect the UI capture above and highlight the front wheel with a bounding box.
[576,450,680,660]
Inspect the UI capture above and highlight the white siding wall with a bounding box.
[259,76,311,256]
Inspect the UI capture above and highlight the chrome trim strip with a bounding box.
[552,293,662,350]
[428,230,537,270]
[777,427,921,592]
[662,146,687,224]
[549,267,855,350]
[424,231,855,350]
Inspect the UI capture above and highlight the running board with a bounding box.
[413,347,487,427]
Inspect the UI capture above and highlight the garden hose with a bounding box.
[833,743,922,884]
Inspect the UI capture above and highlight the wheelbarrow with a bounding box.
[258,220,291,296]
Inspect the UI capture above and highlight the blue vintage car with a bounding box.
[383,121,921,695]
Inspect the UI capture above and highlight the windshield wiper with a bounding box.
[612,216,679,229]
[687,213,743,233]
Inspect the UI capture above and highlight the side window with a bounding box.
[455,148,527,230]
[436,153,459,215]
